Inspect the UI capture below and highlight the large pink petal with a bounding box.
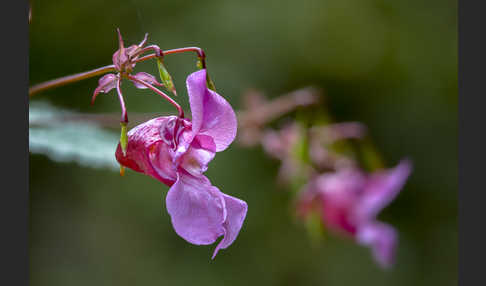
[166,173,226,245]
[212,193,248,259]
[186,69,237,152]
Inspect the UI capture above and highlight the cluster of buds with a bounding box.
[238,88,412,268]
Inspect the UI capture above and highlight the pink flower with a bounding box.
[115,69,247,258]
[298,160,412,268]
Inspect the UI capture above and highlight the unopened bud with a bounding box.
[120,122,128,156]
[156,58,177,96]
[196,57,204,70]
[206,72,216,91]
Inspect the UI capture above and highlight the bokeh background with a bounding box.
[29,0,457,285]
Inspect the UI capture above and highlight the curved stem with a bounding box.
[115,77,128,123]
[164,47,205,58]
[133,44,162,59]
[127,74,184,118]
[135,47,206,68]
[29,65,116,97]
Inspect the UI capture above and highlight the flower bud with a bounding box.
[120,122,128,156]
[206,72,216,91]
[156,58,177,96]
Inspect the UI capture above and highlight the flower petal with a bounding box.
[212,193,248,259]
[186,69,237,152]
[115,116,177,186]
[130,72,162,89]
[179,135,216,177]
[356,222,398,268]
[355,160,412,220]
[166,173,226,245]
[92,73,117,104]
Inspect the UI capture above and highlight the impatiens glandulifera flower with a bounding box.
[115,69,247,258]
[297,160,412,268]
[28,30,245,257]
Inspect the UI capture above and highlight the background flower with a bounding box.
[298,160,412,268]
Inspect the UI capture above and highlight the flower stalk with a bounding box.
[29,65,116,96]
[126,74,184,118]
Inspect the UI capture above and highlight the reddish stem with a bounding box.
[134,45,162,59]
[29,65,116,96]
[115,77,128,123]
[135,47,206,68]
[126,74,184,118]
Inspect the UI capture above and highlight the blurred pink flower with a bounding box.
[298,160,412,268]
[115,69,247,258]
[261,123,311,183]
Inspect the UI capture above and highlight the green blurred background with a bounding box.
[29,0,457,285]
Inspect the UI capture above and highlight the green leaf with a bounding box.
[29,101,120,171]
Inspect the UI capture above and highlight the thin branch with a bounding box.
[29,65,116,96]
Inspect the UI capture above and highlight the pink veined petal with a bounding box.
[130,72,162,89]
[212,193,248,259]
[92,73,117,104]
[186,69,238,152]
[166,173,226,245]
[179,135,216,177]
[115,117,178,186]
[185,70,206,139]
[356,222,398,269]
[355,159,412,221]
